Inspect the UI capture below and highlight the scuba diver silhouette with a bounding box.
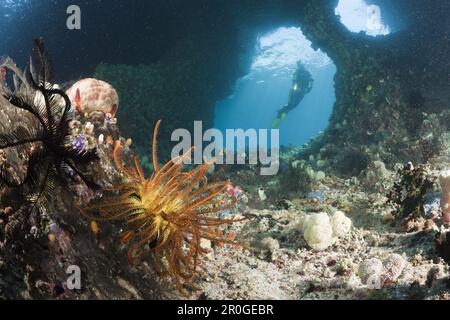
[272,62,313,128]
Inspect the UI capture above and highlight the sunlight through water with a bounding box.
[335,0,391,36]
[215,27,336,147]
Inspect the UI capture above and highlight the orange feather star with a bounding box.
[83,120,245,291]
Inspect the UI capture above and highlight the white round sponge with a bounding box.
[330,210,352,237]
[303,212,336,251]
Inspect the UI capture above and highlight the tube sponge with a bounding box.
[440,170,450,217]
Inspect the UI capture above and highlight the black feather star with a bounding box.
[0,38,99,209]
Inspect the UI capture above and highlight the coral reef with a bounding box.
[387,163,436,220]
[0,41,176,300]
[185,164,450,300]
[0,39,98,210]
[362,160,391,193]
[294,0,450,174]
[278,160,313,197]
[0,0,448,301]
[92,31,243,162]
[82,120,246,292]
[0,109,447,300]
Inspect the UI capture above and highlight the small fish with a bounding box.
[0,66,6,82]
[74,88,83,113]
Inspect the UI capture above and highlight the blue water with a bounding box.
[214,63,336,147]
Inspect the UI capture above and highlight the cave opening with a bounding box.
[335,0,392,36]
[213,26,336,148]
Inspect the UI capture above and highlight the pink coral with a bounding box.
[66,78,119,116]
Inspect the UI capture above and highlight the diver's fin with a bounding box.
[272,118,282,129]
[272,112,288,129]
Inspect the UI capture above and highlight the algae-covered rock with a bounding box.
[358,258,383,284]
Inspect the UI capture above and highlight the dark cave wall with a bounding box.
[94,31,247,161]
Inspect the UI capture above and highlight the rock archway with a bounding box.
[92,0,449,174]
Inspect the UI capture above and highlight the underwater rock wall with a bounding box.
[289,0,450,175]
[93,31,247,161]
